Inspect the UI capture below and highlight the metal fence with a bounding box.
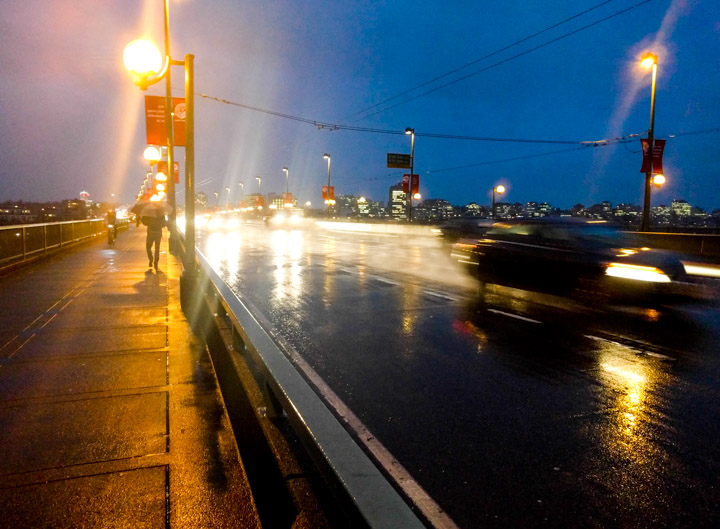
[0,219,110,270]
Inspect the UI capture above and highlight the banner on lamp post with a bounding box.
[157,161,180,184]
[322,186,335,200]
[402,174,419,194]
[144,96,186,147]
[640,138,666,174]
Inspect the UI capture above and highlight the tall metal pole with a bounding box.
[183,54,195,278]
[324,155,331,219]
[641,56,657,232]
[406,128,415,222]
[163,0,178,252]
[492,188,496,219]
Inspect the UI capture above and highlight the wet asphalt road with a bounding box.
[199,221,720,529]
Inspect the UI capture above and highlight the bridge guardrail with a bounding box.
[192,247,428,529]
[0,219,126,272]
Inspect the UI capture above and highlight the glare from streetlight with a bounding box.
[155,172,167,182]
[143,145,162,163]
[495,185,505,194]
[641,52,657,69]
[652,174,666,186]
[123,39,163,76]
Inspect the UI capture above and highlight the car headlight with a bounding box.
[271,214,285,225]
[605,262,671,283]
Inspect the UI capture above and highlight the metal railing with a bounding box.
[0,219,112,270]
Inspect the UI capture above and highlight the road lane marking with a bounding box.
[584,335,676,361]
[487,309,542,324]
[423,290,458,302]
[250,308,460,529]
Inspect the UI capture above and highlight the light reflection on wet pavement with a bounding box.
[200,222,720,528]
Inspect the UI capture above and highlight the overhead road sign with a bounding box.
[387,153,411,169]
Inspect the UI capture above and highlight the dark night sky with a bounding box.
[1,0,718,210]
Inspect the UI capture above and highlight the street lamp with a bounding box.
[640,52,658,232]
[224,186,231,208]
[323,154,331,218]
[238,182,244,204]
[492,185,505,219]
[283,166,289,194]
[143,146,161,165]
[405,128,415,222]
[123,32,196,309]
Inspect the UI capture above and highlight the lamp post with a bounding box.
[238,182,244,206]
[492,185,505,219]
[640,52,658,232]
[323,154,331,218]
[161,0,179,253]
[405,128,415,222]
[283,167,289,194]
[124,38,196,308]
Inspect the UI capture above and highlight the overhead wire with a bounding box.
[345,0,621,120]
[357,0,655,119]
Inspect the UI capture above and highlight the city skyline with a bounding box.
[1,1,718,211]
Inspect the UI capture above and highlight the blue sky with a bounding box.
[1,0,718,210]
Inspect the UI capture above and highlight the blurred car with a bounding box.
[432,217,494,245]
[450,218,706,305]
[264,208,304,228]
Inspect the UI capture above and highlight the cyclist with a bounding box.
[107,208,117,247]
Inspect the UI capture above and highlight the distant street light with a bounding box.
[224,186,231,207]
[238,182,244,203]
[283,166,289,194]
[405,128,415,222]
[640,52,658,232]
[492,185,505,219]
[323,154,331,218]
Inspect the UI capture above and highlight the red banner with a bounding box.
[144,96,186,146]
[322,186,335,200]
[640,138,666,173]
[402,174,419,194]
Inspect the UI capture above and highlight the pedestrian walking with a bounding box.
[145,215,165,271]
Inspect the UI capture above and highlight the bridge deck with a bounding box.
[0,226,261,528]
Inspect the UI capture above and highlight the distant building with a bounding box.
[388,184,406,219]
[416,199,454,221]
[672,199,691,217]
[0,205,34,224]
[464,203,483,217]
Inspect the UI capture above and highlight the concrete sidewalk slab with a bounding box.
[0,226,261,528]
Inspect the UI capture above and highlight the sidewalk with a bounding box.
[0,225,262,528]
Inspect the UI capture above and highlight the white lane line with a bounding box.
[423,290,458,302]
[276,336,460,528]
[584,335,676,361]
[487,309,543,324]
